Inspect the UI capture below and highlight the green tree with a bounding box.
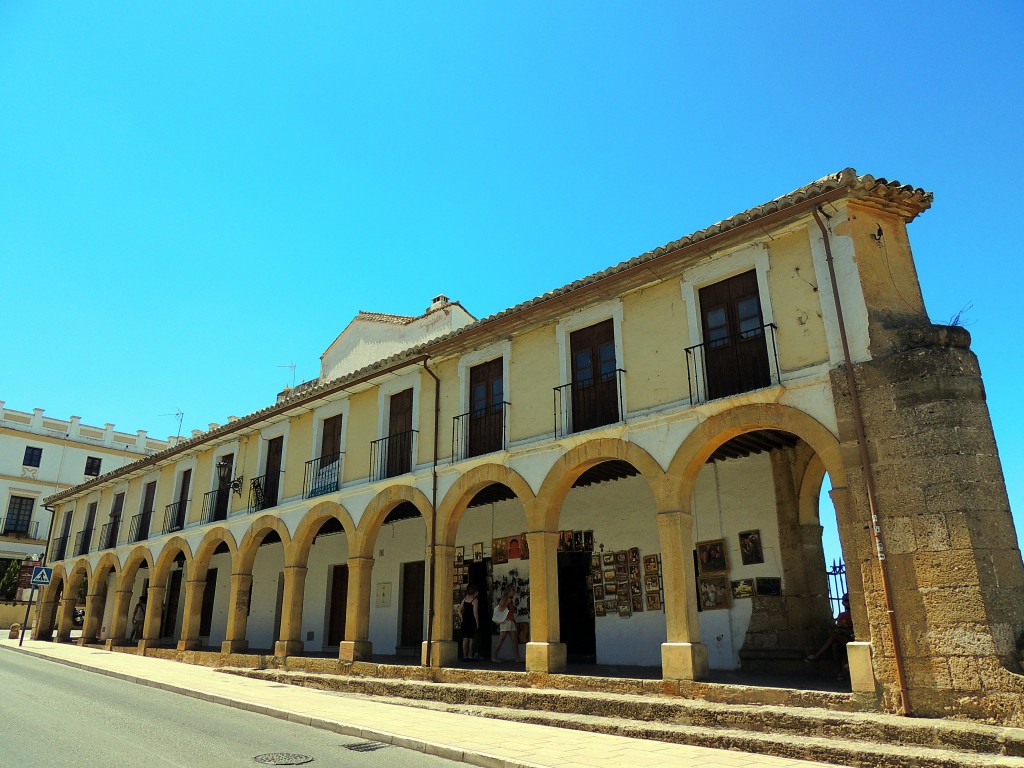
[0,559,20,601]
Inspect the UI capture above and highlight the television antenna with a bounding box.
[160,408,185,439]
[278,363,297,388]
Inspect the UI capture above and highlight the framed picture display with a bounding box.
[520,533,530,560]
[591,553,602,569]
[643,574,660,592]
[584,530,594,551]
[572,530,584,551]
[560,530,574,551]
[696,539,728,574]
[591,568,603,584]
[603,553,616,566]
[594,585,605,601]
[629,581,642,597]
[614,563,627,579]
[755,576,782,596]
[631,595,644,612]
[617,600,632,618]
[595,600,607,617]
[605,581,618,595]
[472,542,483,562]
[731,578,754,599]
[643,555,660,574]
[628,564,641,581]
[739,530,764,565]
[645,592,662,611]
[455,546,464,564]
[628,547,640,563]
[615,550,628,565]
[698,575,732,610]
[603,568,617,582]
[492,537,508,564]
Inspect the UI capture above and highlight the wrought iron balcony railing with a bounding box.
[452,403,509,462]
[304,452,343,498]
[202,488,231,524]
[74,528,92,557]
[129,511,152,544]
[99,520,120,550]
[248,471,284,514]
[1,516,39,539]
[684,322,779,404]
[553,369,625,437]
[369,430,417,481]
[163,500,188,534]
[52,535,69,562]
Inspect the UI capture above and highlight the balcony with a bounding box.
[1,516,39,540]
[554,369,625,437]
[370,430,416,481]
[129,511,152,543]
[202,488,230,524]
[99,520,120,550]
[249,472,284,514]
[52,535,68,562]
[452,403,509,462]
[163,500,188,534]
[684,322,779,404]
[74,528,92,557]
[304,452,343,499]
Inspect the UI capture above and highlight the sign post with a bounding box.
[19,565,53,648]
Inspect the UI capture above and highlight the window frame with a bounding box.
[22,446,42,468]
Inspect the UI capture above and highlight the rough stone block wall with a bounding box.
[831,324,1024,723]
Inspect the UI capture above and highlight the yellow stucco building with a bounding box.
[37,169,1024,724]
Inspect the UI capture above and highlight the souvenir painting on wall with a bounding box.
[617,600,632,618]
[628,564,641,581]
[506,536,523,560]
[631,595,644,612]
[473,542,483,562]
[591,553,601,569]
[738,530,764,565]
[572,530,584,551]
[455,546,464,564]
[519,533,530,560]
[492,537,508,564]
[643,574,660,592]
[591,567,603,584]
[615,563,627,579]
[756,577,782,596]
[628,547,640,564]
[643,554,660,574]
[603,567,616,582]
[605,581,618,595]
[696,539,728,574]
[560,530,574,551]
[731,578,754,599]
[645,592,661,611]
[595,600,607,617]
[594,585,605,601]
[615,550,628,565]
[603,553,615,566]
[698,574,731,610]
[584,530,594,551]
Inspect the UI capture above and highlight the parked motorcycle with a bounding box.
[72,607,85,628]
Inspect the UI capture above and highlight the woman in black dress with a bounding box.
[461,584,480,661]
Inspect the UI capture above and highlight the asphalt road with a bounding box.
[0,649,464,768]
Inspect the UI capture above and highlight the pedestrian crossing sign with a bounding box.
[30,566,53,587]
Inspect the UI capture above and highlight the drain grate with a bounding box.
[253,754,314,765]
[343,742,389,753]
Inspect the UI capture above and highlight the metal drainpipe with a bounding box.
[422,358,441,667]
[812,207,910,715]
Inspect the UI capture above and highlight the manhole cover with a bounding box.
[343,742,389,753]
[253,754,313,765]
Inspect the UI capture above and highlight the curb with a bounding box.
[1,643,544,768]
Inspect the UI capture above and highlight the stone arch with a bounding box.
[66,558,92,593]
[237,514,294,573]
[41,564,68,604]
[153,536,194,589]
[291,500,358,568]
[668,403,846,497]
[192,527,238,580]
[438,463,535,546]
[93,552,121,583]
[356,484,433,558]
[535,437,669,530]
[118,546,156,592]
[798,453,828,527]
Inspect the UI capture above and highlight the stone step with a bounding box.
[218,667,1024,767]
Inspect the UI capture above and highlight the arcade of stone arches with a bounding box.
[35,404,856,680]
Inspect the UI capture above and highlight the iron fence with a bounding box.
[0,516,39,539]
[99,520,120,550]
[369,430,417,481]
[553,369,625,437]
[684,322,779,404]
[202,488,230,524]
[129,511,151,543]
[826,560,848,618]
[452,403,508,462]
[304,452,343,498]
[248,471,284,514]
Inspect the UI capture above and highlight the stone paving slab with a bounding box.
[0,638,834,768]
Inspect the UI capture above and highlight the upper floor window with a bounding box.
[568,319,621,433]
[3,496,35,536]
[23,446,42,467]
[306,416,342,498]
[384,388,414,478]
[251,436,284,512]
[84,456,102,476]
[697,270,771,400]
[467,358,504,457]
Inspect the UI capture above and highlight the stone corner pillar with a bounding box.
[847,641,876,693]
[422,639,458,667]
[662,642,709,681]
[274,639,304,658]
[339,640,372,662]
[526,641,567,673]
[221,639,250,654]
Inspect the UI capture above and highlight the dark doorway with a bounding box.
[399,560,425,651]
[327,564,349,646]
[468,358,504,456]
[163,570,183,640]
[263,437,284,508]
[557,551,596,661]
[387,389,414,478]
[569,319,619,432]
[699,270,771,399]
[199,568,218,638]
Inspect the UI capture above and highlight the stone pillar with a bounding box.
[105,588,134,647]
[339,555,373,662]
[221,572,252,654]
[55,596,76,643]
[139,584,166,651]
[33,595,57,641]
[423,544,458,667]
[177,578,207,651]
[524,530,566,674]
[657,508,708,680]
[274,566,307,658]
[79,588,105,645]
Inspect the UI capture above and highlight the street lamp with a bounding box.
[216,458,244,496]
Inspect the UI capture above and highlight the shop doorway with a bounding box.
[557,551,595,661]
[327,564,348,646]
[399,560,425,654]
[162,569,183,640]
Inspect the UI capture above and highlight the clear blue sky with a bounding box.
[2,3,1021,553]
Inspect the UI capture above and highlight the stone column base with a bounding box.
[104,639,129,650]
[55,633,72,644]
[177,639,202,651]
[221,639,249,655]
[526,642,567,674]
[339,640,372,662]
[422,639,458,667]
[274,640,304,658]
[136,640,158,653]
[847,641,875,692]
[662,642,710,681]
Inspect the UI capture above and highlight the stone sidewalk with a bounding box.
[0,638,834,768]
